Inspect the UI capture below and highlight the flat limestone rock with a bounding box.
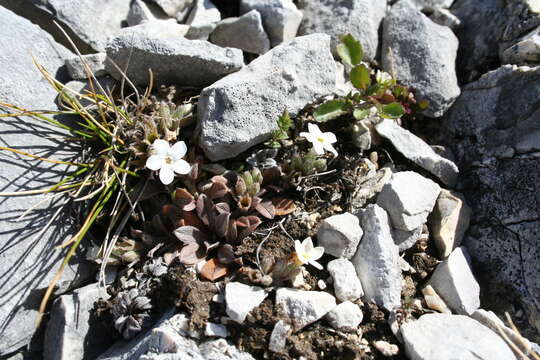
[275,288,336,331]
[198,34,336,161]
[210,10,270,54]
[0,7,91,355]
[401,313,516,360]
[105,27,243,87]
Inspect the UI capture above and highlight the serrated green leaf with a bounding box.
[350,64,371,90]
[381,103,405,118]
[336,34,363,67]
[278,109,292,131]
[313,100,349,122]
[353,108,370,121]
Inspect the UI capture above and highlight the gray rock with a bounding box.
[377,171,441,231]
[31,0,130,52]
[268,320,290,354]
[199,339,256,360]
[275,288,336,331]
[240,0,303,47]
[501,26,540,65]
[297,0,387,62]
[121,19,190,39]
[392,226,422,252]
[382,0,460,117]
[65,53,107,80]
[428,190,471,259]
[352,205,401,311]
[351,165,392,210]
[375,120,459,187]
[410,0,454,11]
[205,323,228,338]
[401,313,516,360]
[127,0,170,26]
[185,0,221,40]
[225,282,268,324]
[105,27,243,87]
[443,65,540,331]
[428,247,480,315]
[210,10,270,54]
[98,309,205,360]
[149,0,193,18]
[198,34,336,161]
[327,259,364,302]
[325,301,363,332]
[429,8,461,29]
[0,7,95,355]
[59,77,117,108]
[44,284,112,360]
[317,213,363,259]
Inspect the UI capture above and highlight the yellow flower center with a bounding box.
[164,155,173,164]
[317,136,325,143]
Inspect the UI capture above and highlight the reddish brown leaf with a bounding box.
[179,243,202,265]
[208,181,229,199]
[182,211,207,231]
[215,212,230,239]
[173,188,196,211]
[214,202,231,214]
[200,258,228,281]
[174,226,209,244]
[255,200,275,219]
[272,198,297,216]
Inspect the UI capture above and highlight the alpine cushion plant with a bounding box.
[145,139,191,185]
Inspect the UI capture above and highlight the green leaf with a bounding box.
[350,65,371,90]
[381,103,405,118]
[336,34,363,67]
[353,108,370,121]
[277,109,292,131]
[313,100,349,122]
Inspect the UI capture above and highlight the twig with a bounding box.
[301,169,337,180]
[255,219,284,270]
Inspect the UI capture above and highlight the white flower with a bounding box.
[294,237,324,270]
[299,123,338,157]
[146,139,191,185]
[375,70,393,84]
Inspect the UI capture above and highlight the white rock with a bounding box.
[297,0,386,62]
[116,19,190,39]
[428,247,480,315]
[127,0,169,26]
[200,338,256,360]
[149,0,193,18]
[373,340,400,357]
[381,0,460,117]
[428,190,471,259]
[317,212,363,259]
[105,27,243,87]
[429,8,461,29]
[377,171,441,231]
[205,323,228,338]
[501,27,540,65]
[210,10,270,54]
[401,313,516,360]
[325,301,363,332]
[44,284,111,360]
[422,285,451,314]
[352,205,401,311]
[269,320,290,354]
[392,225,422,252]
[240,0,303,47]
[65,53,107,79]
[375,119,459,186]
[225,282,268,324]
[275,288,336,331]
[198,34,336,161]
[327,258,364,302]
[317,280,327,290]
[186,0,221,40]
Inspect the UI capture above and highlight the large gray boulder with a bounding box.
[105,26,244,87]
[297,0,387,62]
[0,7,90,355]
[210,10,271,54]
[198,34,336,161]
[444,64,540,332]
[382,0,460,117]
[30,0,130,52]
[401,314,516,360]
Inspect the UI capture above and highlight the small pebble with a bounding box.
[373,340,399,357]
[317,280,327,290]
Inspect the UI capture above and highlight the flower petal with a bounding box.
[171,159,191,175]
[146,155,163,171]
[324,143,338,157]
[159,165,175,185]
[152,139,170,156]
[308,259,323,270]
[303,237,314,253]
[299,131,314,143]
[307,123,322,136]
[170,141,187,160]
[294,240,303,255]
[312,141,325,155]
[309,246,325,261]
[322,131,337,144]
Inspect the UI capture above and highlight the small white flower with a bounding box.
[299,123,338,157]
[146,139,191,185]
[375,70,393,84]
[294,237,324,270]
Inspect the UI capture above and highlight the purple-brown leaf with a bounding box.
[174,226,209,244]
[255,200,275,219]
